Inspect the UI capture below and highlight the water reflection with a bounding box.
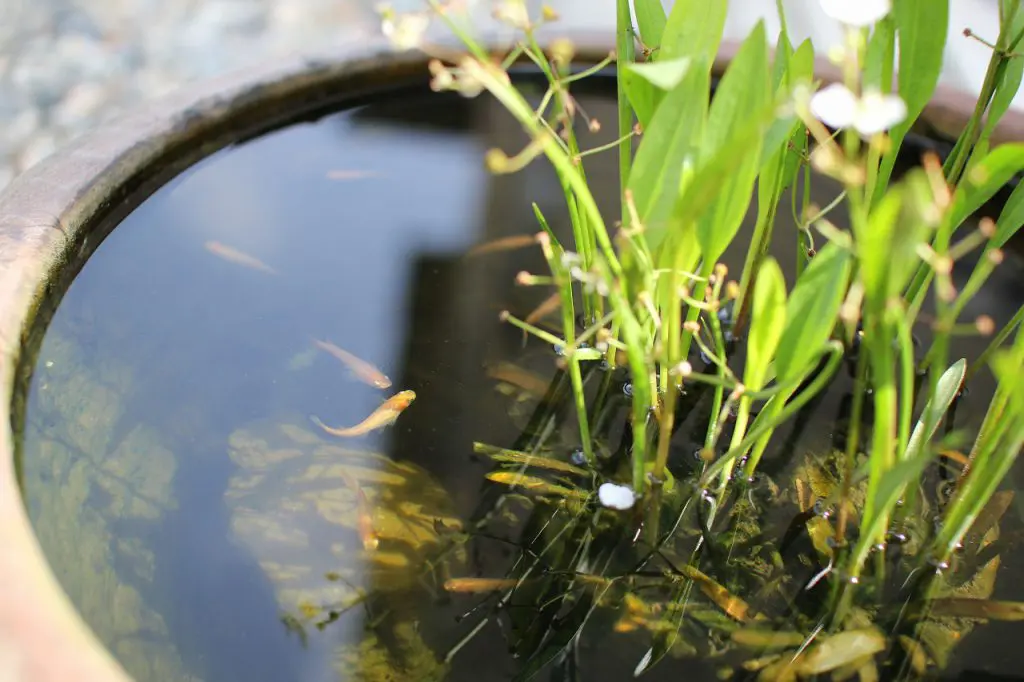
[19,87,515,681]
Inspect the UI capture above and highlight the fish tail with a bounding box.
[310,415,353,437]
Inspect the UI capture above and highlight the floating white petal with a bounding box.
[810,83,858,129]
[598,482,637,510]
[820,0,892,27]
[854,90,908,136]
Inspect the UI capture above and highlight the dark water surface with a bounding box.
[17,82,1024,681]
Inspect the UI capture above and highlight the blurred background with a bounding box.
[0,0,1013,193]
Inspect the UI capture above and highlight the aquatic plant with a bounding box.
[376,0,1024,678]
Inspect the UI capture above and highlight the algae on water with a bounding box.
[23,324,198,682]
[224,417,464,680]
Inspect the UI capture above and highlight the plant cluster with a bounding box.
[376,0,1024,678]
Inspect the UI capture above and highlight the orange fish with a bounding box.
[313,339,391,389]
[204,241,276,274]
[467,234,538,257]
[340,470,379,551]
[311,390,416,437]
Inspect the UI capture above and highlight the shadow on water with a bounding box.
[16,75,1024,682]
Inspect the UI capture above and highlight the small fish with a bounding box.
[466,234,538,257]
[326,169,381,181]
[340,470,379,551]
[311,390,416,437]
[486,362,550,398]
[313,339,391,389]
[524,292,562,327]
[204,241,277,274]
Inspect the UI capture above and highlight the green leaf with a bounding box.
[660,0,728,65]
[627,56,693,90]
[648,98,778,254]
[865,449,935,536]
[903,358,966,461]
[745,257,787,391]
[627,63,708,227]
[634,0,667,52]
[696,22,771,262]
[944,143,1024,245]
[774,242,852,382]
[863,16,896,91]
[770,30,792,91]
[797,629,887,676]
[995,177,1024,248]
[871,0,948,205]
[622,57,695,127]
[976,52,1024,158]
[894,0,948,128]
[860,171,933,307]
[758,39,815,199]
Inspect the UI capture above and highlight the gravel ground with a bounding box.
[0,0,1011,194]
[0,0,381,191]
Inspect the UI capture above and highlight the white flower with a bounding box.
[598,482,636,510]
[493,0,531,30]
[810,83,907,136]
[379,6,430,51]
[820,0,891,27]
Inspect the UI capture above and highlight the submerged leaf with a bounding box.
[926,598,1024,621]
[676,565,752,622]
[731,628,806,650]
[474,442,587,476]
[485,471,586,499]
[796,628,886,675]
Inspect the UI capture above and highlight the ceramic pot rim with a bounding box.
[0,32,1017,682]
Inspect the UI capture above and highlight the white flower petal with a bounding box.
[819,0,892,27]
[598,482,636,510]
[853,91,907,136]
[382,11,429,51]
[810,83,858,129]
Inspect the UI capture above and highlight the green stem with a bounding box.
[700,342,844,487]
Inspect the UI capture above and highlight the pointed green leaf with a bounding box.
[860,171,933,307]
[696,22,771,261]
[871,0,948,205]
[634,0,667,52]
[622,57,694,127]
[903,359,966,461]
[745,257,787,391]
[944,143,1024,245]
[648,97,778,253]
[863,16,896,91]
[774,242,852,382]
[660,0,728,65]
[894,0,948,128]
[995,177,1024,248]
[627,62,708,227]
[627,56,693,90]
